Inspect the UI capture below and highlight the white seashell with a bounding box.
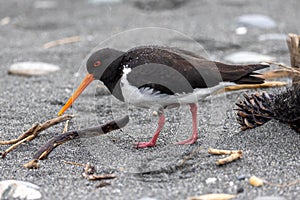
[0,180,42,199]
[8,62,60,76]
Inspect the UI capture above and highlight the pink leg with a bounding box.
[177,103,199,145]
[135,113,166,148]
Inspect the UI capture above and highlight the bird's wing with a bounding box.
[120,46,268,95]
[121,46,222,95]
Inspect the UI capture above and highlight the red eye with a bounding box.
[93,60,101,67]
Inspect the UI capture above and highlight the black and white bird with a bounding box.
[58,46,268,148]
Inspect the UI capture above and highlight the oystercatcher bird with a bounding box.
[58,46,268,148]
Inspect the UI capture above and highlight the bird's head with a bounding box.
[58,48,123,116]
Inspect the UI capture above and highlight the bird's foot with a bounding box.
[135,141,156,149]
[176,136,198,145]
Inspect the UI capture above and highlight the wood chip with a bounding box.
[188,193,236,200]
[43,36,80,49]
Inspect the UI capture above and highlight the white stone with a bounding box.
[235,27,248,35]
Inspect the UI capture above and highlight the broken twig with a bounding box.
[208,148,243,165]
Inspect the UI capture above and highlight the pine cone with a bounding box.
[236,87,300,133]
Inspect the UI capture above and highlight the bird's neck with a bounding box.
[100,60,125,102]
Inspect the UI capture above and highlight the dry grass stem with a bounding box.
[43,36,80,49]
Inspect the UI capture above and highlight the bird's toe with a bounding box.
[135,141,156,149]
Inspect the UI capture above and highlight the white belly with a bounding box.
[120,67,235,109]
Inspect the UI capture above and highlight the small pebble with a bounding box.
[235,27,247,35]
[236,187,244,194]
[205,177,217,184]
[249,176,264,187]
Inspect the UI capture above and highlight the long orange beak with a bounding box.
[58,73,95,116]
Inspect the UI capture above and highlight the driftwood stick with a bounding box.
[32,115,129,160]
[287,33,300,85]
